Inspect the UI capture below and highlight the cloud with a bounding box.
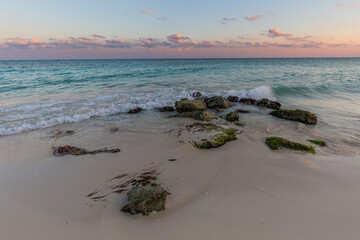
[335,2,358,7]
[267,29,293,38]
[0,33,354,53]
[244,15,261,22]
[92,34,106,39]
[140,10,159,14]
[157,16,168,21]
[220,17,236,24]
[244,12,275,22]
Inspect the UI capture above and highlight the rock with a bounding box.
[236,109,250,113]
[227,96,239,102]
[240,98,257,105]
[121,181,167,216]
[175,99,206,113]
[128,107,143,114]
[226,111,239,122]
[205,96,233,109]
[307,139,326,147]
[175,110,215,121]
[191,91,203,99]
[49,129,74,138]
[270,109,317,124]
[52,145,120,156]
[158,106,175,112]
[187,123,237,149]
[256,98,281,110]
[109,128,119,133]
[265,136,316,154]
[234,122,246,127]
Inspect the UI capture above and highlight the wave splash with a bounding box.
[0,85,275,136]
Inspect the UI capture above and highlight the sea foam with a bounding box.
[0,86,275,136]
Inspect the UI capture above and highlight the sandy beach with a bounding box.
[0,113,359,240]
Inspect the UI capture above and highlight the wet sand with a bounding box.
[0,117,360,240]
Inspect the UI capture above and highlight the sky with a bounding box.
[0,0,360,59]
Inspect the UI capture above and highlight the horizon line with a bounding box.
[1,56,360,61]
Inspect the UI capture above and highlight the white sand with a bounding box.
[0,119,360,240]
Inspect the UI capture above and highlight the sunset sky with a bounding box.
[1,0,360,59]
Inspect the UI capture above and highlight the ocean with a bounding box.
[0,58,359,154]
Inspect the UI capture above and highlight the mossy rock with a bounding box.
[270,109,317,124]
[227,96,239,102]
[205,96,233,109]
[188,123,237,149]
[236,109,250,113]
[121,181,167,216]
[128,107,143,114]
[175,110,215,121]
[226,111,239,122]
[307,139,326,147]
[265,136,316,154]
[240,98,257,105]
[175,99,206,113]
[256,98,281,110]
[158,106,175,112]
[234,122,246,127]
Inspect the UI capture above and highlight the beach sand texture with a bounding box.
[0,115,360,240]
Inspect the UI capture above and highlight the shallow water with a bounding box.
[0,58,359,155]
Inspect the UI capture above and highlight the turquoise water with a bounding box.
[0,58,359,153]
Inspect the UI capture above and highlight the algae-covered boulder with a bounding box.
[240,98,257,105]
[175,99,206,113]
[186,123,237,149]
[175,110,215,121]
[121,181,168,216]
[256,98,281,110]
[307,139,326,147]
[191,91,203,99]
[265,136,316,154]
[226,111,239,122]
[237,109,250,113]
[128,107,143,114]
[227,96,239,102]
[158,106,175,112]
[205,96,233,109]
[270,109,317,124]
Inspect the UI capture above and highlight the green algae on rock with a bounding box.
[265,136,316,154]
[256,98,281,110]
[121,181,168,216]
[236,109,250,113]
[270,109,317,124]
[128,107,143,114]
[175,99,206,113]
[226,111,239,122]
[234,122,246,127]
[186,123,237,149]
[205,96,233,109]
[307,139,326,147]
[227,96,239,102]
[158,106,175,112]
[175,110,215,121]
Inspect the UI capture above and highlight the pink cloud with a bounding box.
[335,2,358,7]
[245,15,261,22]
[140,10,158,14]
[267,29,293,38]
[0,34,355,54]
[92,34,106,39]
